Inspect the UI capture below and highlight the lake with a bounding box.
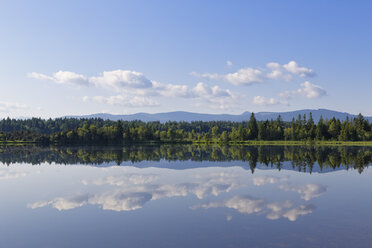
[0,145,372,248]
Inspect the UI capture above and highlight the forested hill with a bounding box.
[0,112,372,145]
[65,109,372,123]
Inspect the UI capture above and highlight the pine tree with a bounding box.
[316,116,325,140]
[248,113,258,140]
[275,115,284,140]
[328,118,341,140]
[307,112,316,140]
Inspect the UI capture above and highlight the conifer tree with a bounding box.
[248,113,258,140]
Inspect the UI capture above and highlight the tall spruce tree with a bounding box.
[248,113,258,140]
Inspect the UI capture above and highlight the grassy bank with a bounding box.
[2,139,372,146]
[0,140,193,146]
[192,140,372,146]
[0,140,37,145]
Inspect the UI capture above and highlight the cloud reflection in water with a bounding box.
[191,196,315,222]
[279,183,327,201]
[28,168,324,222]
[29,170,243,211]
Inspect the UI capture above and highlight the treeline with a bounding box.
[0,113,371,144]
[0,145,371,173]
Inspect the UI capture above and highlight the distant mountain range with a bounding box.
[65,109,372,123]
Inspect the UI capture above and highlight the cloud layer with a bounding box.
[29,69,239,109]
[28,60,325,110]
[253,81,327,106]
[280,81,327,99]
[191,68,264,86]
[189,60,325,106]
[191,60,315,86]
[28,71,90,86]
[0,101,29,113]
[90,70,153,90]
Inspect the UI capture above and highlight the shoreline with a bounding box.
[2,140,372,146]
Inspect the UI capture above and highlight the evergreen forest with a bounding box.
[0,113,371,145]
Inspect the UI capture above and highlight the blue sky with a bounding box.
[1,0,371,118]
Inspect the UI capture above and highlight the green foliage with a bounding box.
[248,113,258,139]
[0,112,371,144]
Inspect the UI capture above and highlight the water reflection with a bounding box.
[0,168,28,180]
[279,183,327,201]
[1,146,371,247]
[29,170,244,211]
[252,175,289,186]
[27,165,324,223]
[192,196,316,222]
[1,145,372,173]
[252,175,327,200]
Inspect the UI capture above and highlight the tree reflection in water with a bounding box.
[0,145,371,173]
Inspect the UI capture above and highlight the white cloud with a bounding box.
[90,70,153,91]
[191,60,315,86]
[266,61,315,81]
[29,70,152,89]
[53,71,89,85]
[0,101,29,113]
[253,96,279,106]
[233,67,262,85]
[189,72,220,81]
[266,62,293,81]
[297,81,327,99]
[30,69,241,110]
[193,82,232,98]
[28,71,89,86]
[152,81,195,98]
[279,183,327,201]
[283,61,315,77]
[83,80,238,109]
[266,62,281,70]
[226,60,233,67]
[83,95,159,107]
[253,96,289,106]
[192,68,264,86]
[191,84,240,110]
[29,64,319,111]
[266,69,289,81]
[153,81,239,110]
[280,81,327,100]
[28,72,54,81]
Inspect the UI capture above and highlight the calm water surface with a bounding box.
[0,145,372,248]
